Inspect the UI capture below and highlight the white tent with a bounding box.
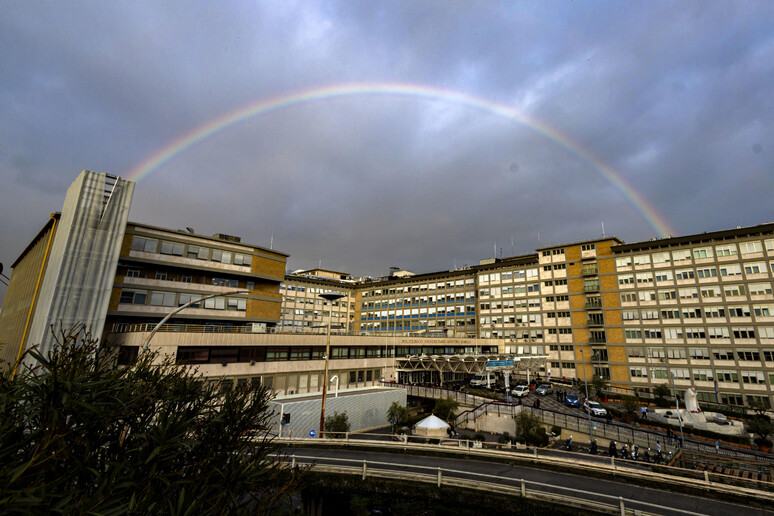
[413,414,450,437]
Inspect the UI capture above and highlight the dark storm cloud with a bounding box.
[2,1,774,302]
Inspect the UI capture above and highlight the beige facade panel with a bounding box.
[0,218,57,368]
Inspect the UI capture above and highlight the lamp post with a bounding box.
[143,289,249,350]
[669,372,686,450]
[580,346,594,442]
[318,291,345,437]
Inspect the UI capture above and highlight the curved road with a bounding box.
[282,446,772,516]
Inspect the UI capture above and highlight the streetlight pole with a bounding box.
[580,346,594,442]
[669,372,686,450]
[143,289,249,350]
[318,292,345,438]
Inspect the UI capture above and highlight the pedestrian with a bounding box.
[536,398,541,409]
[715,440,720,452]
[656,441,661,454]
[640,406,647,420]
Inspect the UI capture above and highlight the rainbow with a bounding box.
[126,82,675,237]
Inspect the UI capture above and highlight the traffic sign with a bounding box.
[309,429,316,437]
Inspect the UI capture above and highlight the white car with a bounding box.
[511,385,530,397]
[583,400,607,417]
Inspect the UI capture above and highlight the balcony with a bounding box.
[583,281,600,292]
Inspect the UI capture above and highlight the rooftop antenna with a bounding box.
[537,231,540,243]
[602,222,606,238]
[511,236,514,256]
[318,259,322,269]
[270,232,274,249]
[494,241,496,259]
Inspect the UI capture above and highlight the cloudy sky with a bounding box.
[1,2,773,301]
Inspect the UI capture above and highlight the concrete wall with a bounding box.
[270,388,406,436]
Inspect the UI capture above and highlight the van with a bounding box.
[470,372,496,388]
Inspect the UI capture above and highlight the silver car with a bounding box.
[535,384,553,396]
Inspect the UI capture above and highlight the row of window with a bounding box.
[626,346,774,362]
[624,327,773,341]
[623,305,774,320]
[131,236,252,266]
[615,240,774,269]
[363,292,475,308]
[618,263,773,285]
[629,366,773,385]
[363,279,475,297]
[120,289,247,311]
[620,283,770,302]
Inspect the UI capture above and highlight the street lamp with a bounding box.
[669,371,686,450]
[318,291,345,437]
[580,346,594,443]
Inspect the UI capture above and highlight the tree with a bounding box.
[387,401,409,433]
[433,396,459,422]
[324,411,351,437]
[654,384,671,408]
[622,398,639,423]
[514,411,548,447]
[591,375,608,400]
[0,325,301,515]
[748,416,773,450]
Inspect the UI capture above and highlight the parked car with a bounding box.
[583,400,607,417]
[565,393,580,407]
[535,384,553,396]
[511,385,530,397]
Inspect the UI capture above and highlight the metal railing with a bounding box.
[276,437,773,499]
[289,454,709,516]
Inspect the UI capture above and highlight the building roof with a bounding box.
[535,236,624,252]
[10,213,60,268]
[612,221,774,253]
[127,221,289,257]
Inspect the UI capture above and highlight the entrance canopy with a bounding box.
[396,354,547,376]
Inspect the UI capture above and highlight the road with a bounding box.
[282,446,772,516]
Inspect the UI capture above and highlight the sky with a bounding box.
[1,1,773,302]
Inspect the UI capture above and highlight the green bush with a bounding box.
[514,411,549,447]
[434,397,460,422]
[324,411,350,438]
[497,432,512,444]
[0,325,300,514]
[473,432,487,442]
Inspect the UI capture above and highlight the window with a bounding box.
[618,275,634,286]
[740,241,763,254]
[639,290,657,302]
[155,271,167,281]
[160,241,184,256]
[689,347,710,360]
[233,253,251,266]
[619,292,637,303]
[627,347,645,358]
[667,347,686,359]
[744,262,765,275]
[713,349,735,361]
[625,329,642,339]
[581,243,596,251]
[182,274,192,283]
[696,267,717,278]
[715,244,737,257]
[178,293,201,307]
[616,257,632,268]
[693,247,713,259]
[655,271,673,282]
[119,289,147,305]
[131,236,158,253]
[737,349,760,361]
[732,327,756,339]
[675,269,695,280]
[742,371,765,384]
[672,249,691,262]
[728,305,751,317]
[701,286,720,298]
[678,288,698,299]
[150,291,176,307]
[658,290,677,301]
[126,268,140,278]
[633,254,651,266]
[720,264,742,276]
[636,272,653,283]
[652,252,670,264]
[754,305,774,316]
[704,306,725,318]
[724,284,746,297]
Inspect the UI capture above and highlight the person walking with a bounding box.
[715,440,720,452]
[640,405,647,420]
